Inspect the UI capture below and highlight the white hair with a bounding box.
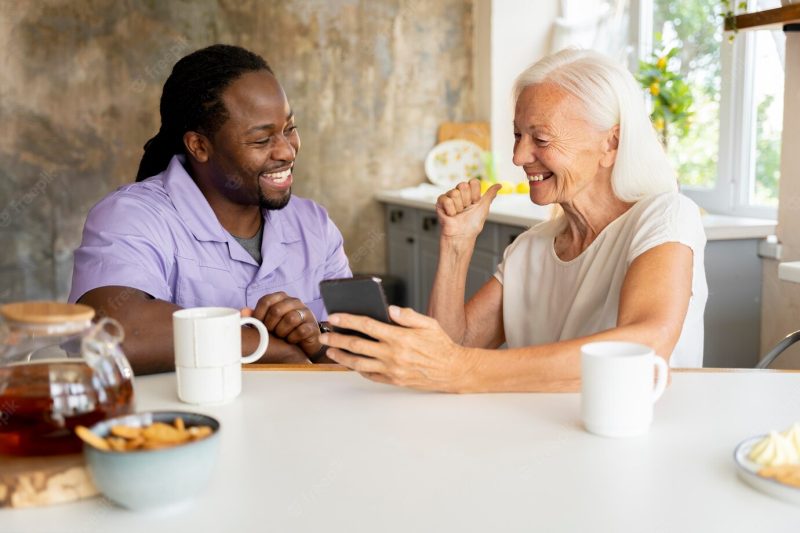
[513,48,677,202]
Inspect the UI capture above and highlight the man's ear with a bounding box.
[599,125,620,168]
[183,131,212,163]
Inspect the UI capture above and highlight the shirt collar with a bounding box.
[163,155,229,243]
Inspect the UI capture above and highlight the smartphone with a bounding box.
[319,276,392,340]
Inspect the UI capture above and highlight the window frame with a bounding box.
[635,0,779,220]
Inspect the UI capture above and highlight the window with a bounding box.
[636,0,784,218]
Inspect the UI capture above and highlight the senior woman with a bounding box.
[322,48,708,392]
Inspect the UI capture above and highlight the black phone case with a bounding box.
[319,276,392,340]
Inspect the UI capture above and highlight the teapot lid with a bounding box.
[0,301,95,324]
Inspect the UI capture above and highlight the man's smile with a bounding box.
[260,166,293,189]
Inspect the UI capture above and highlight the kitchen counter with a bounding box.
[375,185,777,241]
[778,262,800,284]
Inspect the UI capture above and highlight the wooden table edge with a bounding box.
[245,364,350,371]
[244,365,800,373]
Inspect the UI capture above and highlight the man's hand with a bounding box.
[246,292,323,359]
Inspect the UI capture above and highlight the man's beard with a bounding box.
[259,187,291,210]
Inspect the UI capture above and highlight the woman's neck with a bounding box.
[555,183,634,261]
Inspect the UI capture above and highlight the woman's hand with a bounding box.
[320,306,477,392]
[436,179,501,241]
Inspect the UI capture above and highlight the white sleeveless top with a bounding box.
[494,192,707,367]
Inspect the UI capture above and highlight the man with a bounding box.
[69,44,351,374]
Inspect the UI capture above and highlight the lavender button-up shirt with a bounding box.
[69,156,351,320]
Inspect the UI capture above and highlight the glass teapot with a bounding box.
[0,301,135,456]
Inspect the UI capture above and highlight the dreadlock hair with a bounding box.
[135,44,272,181]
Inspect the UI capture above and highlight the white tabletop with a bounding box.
[4,370,800,532]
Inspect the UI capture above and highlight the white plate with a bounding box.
[424,139,484,189]
[734,434,800,505]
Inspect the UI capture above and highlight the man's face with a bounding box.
[206,70,300,210]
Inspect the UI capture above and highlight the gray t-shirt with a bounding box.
[232,223,264,264]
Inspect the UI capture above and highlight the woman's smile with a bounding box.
[528,172,554,184]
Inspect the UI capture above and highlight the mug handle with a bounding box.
[240,317,269,364]
[650,355,669,403]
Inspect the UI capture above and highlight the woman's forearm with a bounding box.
[428,236,475,342]
[454,322,675,393]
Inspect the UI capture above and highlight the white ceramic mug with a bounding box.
[580,341,668,438]
[173,307,269,405]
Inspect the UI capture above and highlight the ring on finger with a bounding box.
[295,309,305,322]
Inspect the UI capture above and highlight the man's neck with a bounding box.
[187,161,263,238]
[211,201,263,239]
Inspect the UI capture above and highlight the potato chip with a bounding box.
[126,436,146,450]
[143,422,187,444]
[188,426,212,439]
[142,441,172,450]
[107,437,128,452]
[75,425,111,451]
[110,425,142,439]
[76,418,213,452]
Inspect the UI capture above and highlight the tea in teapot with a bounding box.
[0,302,135,456]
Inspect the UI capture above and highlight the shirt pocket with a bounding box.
[247,263,325,310]
[174,255,243,309]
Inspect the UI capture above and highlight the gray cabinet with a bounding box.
[385,206,418,309]
[383,202,764,368]
[386,206,508,313]
[466,249,497,300]
[704,239,762,368]
[417,214,439,312]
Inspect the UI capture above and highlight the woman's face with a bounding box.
[513,83,618,206]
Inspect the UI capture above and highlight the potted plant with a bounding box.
[636,46,694,150]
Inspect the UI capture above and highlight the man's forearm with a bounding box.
[82,287,310,373]
[96,297,183,375]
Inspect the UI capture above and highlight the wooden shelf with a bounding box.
[724,3,800,32]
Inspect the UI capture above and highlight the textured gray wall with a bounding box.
[0,0,474,302]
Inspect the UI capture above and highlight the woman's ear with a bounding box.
[599,125,620,168]
[183,131,211,163]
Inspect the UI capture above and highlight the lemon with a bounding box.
[515,181,530,194]
[479,180,492,194]
[498,181,514,195]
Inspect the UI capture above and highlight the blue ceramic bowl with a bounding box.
[83,411,220,511]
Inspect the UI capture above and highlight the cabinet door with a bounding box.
[497,224,525,254]
[417,213,441,313]
[387,230,418,310]
[475,222,498,253]
[703,239,762,368]
[466,249,498,301]
[385,206,418,310]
